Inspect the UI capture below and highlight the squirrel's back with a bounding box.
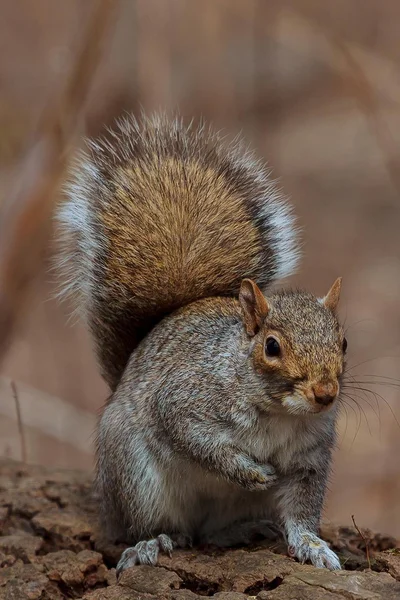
[57,114,299,388]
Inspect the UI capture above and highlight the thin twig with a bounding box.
[11,380,27,463]
[352,514,371,569]
[0,0,118,363]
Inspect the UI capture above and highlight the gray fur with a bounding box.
[95,296,341,573]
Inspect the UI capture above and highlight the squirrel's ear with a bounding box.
[239,279,270,337]
[322,277,342,312]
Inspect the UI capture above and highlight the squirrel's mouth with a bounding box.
[282,390,338,415]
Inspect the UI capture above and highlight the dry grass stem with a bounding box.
[11,380,27,463]
[352,514,371,569]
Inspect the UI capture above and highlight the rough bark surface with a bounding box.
[0,458,399,600]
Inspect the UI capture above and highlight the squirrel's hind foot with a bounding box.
[116,533,192,577]
[116,534,174,576]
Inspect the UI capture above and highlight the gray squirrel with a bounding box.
[57,114,345,574]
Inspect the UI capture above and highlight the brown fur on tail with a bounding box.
[57,114,299,389]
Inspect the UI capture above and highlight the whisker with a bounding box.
[345,394,373,436]
[342,378,381,419]
[340,394,362,447]
[344,318,377,335]
[339,395,358,424]
[344,358,382,373]
[338,400,349,444]
[350,390,379,421]
[351,401,362,448]
[344,378,400,389]
[344,356,400,374]
[343,385,400,429]
[338,398,359,445]
[343,370,400,383]
[350,374,400,383]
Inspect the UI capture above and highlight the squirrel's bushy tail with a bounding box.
[56,113,300,389]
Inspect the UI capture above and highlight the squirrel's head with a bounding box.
[239,278,345,415]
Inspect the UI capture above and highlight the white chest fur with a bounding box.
[234,411,326,472]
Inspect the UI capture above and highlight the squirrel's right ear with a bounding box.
[322,277,342,312]
[239,279,270,337]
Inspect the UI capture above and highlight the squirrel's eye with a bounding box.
[342,337,348,353]
[265,337,281,358]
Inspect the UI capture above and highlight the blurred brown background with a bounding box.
[0,0,399,536]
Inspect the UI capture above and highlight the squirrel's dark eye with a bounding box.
[342,337,348,353]
[265,337,281,358]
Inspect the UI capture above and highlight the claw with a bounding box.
[116,533,175,576]
[287,531,341,571]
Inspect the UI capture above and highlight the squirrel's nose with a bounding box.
[312,382,338,406]
[314,393,335,406]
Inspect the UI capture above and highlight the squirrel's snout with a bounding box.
[314,392,336,406]
[312,381,338,406]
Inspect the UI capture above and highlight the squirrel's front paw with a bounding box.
[116,534,174,577]
[240,462,277,491]
[288,530,340,570]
